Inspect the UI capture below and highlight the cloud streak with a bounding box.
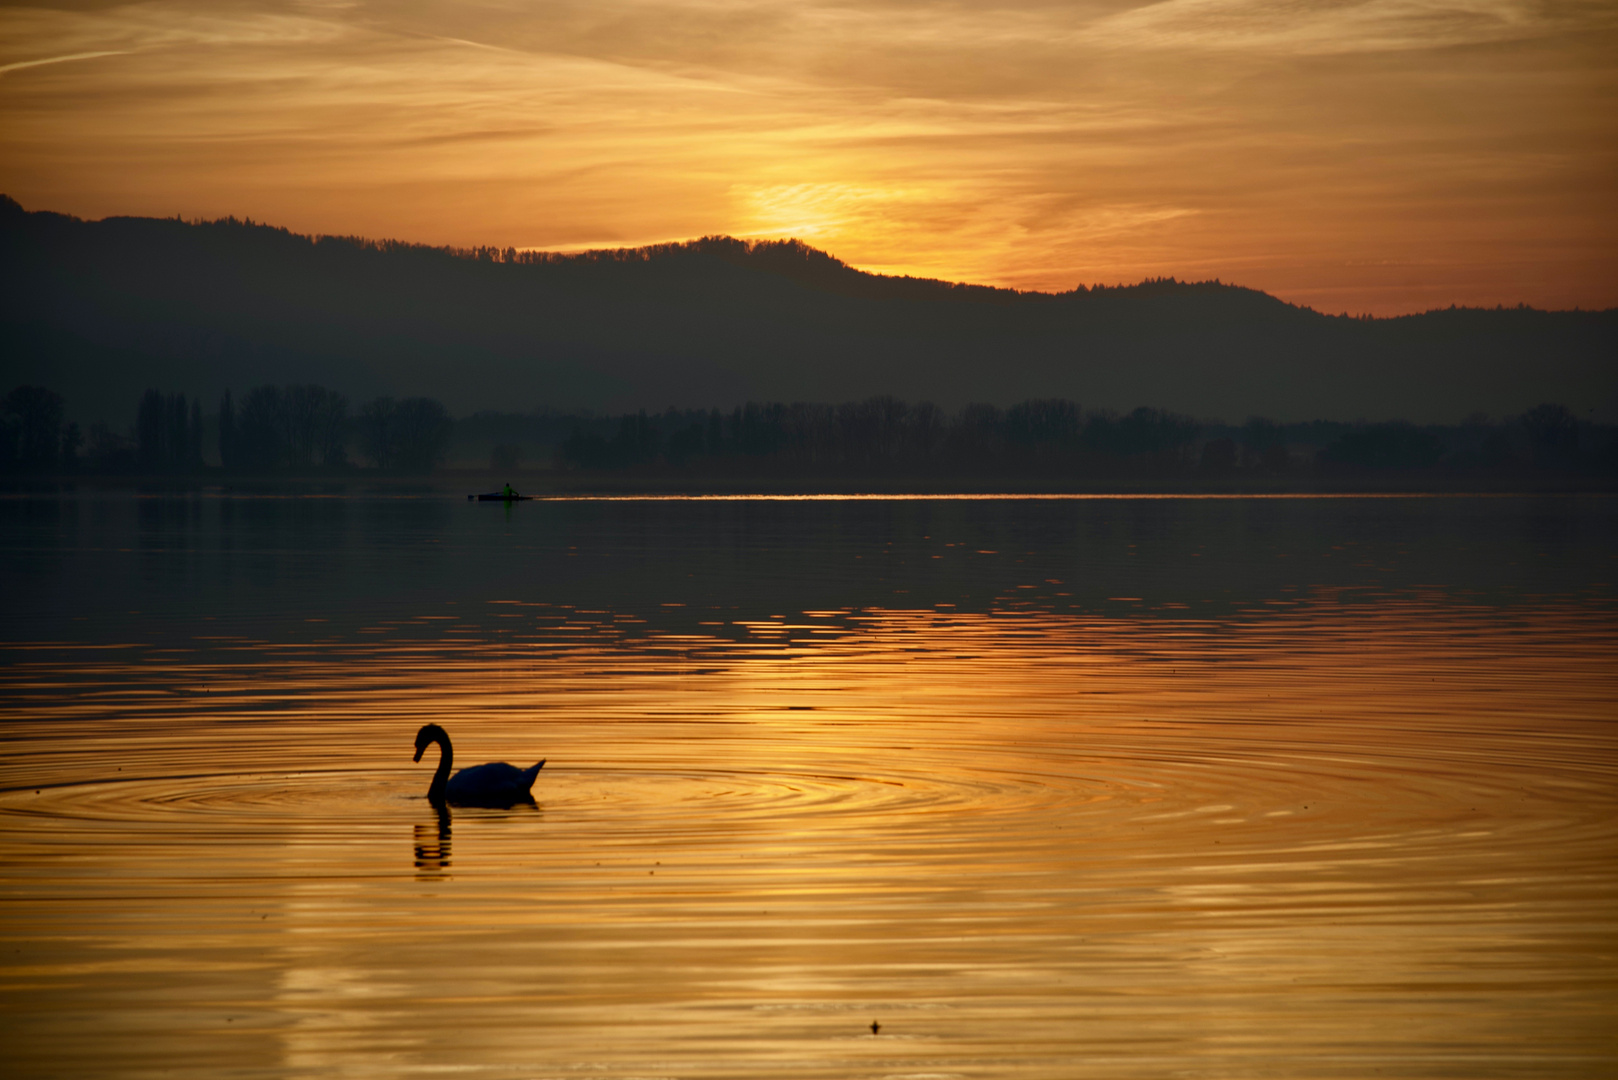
[1088,0,1618,55]
[0,51,131,76]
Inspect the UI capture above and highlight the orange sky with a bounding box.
[2,0,1615,315]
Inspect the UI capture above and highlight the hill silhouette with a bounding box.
[2,196,1613,425]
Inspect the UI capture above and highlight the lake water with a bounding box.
[2,491,1615,1079]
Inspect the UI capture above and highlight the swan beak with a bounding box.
[413,746,425,763]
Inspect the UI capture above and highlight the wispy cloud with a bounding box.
[1088,0,1618,55]
[0,51,130,77]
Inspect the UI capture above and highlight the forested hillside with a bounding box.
[3,196,1614,427]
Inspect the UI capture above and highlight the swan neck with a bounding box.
[428,730,452,801]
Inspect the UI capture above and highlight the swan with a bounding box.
[413,723,544,807]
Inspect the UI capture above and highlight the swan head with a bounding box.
[414,723,449,762]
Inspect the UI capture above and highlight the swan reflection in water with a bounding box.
[413,723,545,808]
[414,804,452,874]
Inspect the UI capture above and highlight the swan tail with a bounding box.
[522,760,546,790]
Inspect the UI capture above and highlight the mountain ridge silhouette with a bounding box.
[3,196,1613,424]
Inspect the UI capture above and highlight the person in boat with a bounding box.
[503,482,515,499]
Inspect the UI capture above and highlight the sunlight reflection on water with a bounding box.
[1,492,1615,1078]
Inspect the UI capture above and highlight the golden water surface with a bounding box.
[1,492,1615,1079]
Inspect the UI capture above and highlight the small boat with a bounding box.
[470,489,532,501]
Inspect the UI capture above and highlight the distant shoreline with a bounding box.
[6,469,1614,498]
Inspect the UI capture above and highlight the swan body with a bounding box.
[414,723,544,807]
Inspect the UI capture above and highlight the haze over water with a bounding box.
[2,491,1615,1079]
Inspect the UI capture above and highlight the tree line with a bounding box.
[0,384,452,474]
[3,382,1613,478]
[0,386,80,472]
[557,399,1206,475]
[543,398,1614,477]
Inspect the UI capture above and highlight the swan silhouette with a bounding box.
[413,723,544,807]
